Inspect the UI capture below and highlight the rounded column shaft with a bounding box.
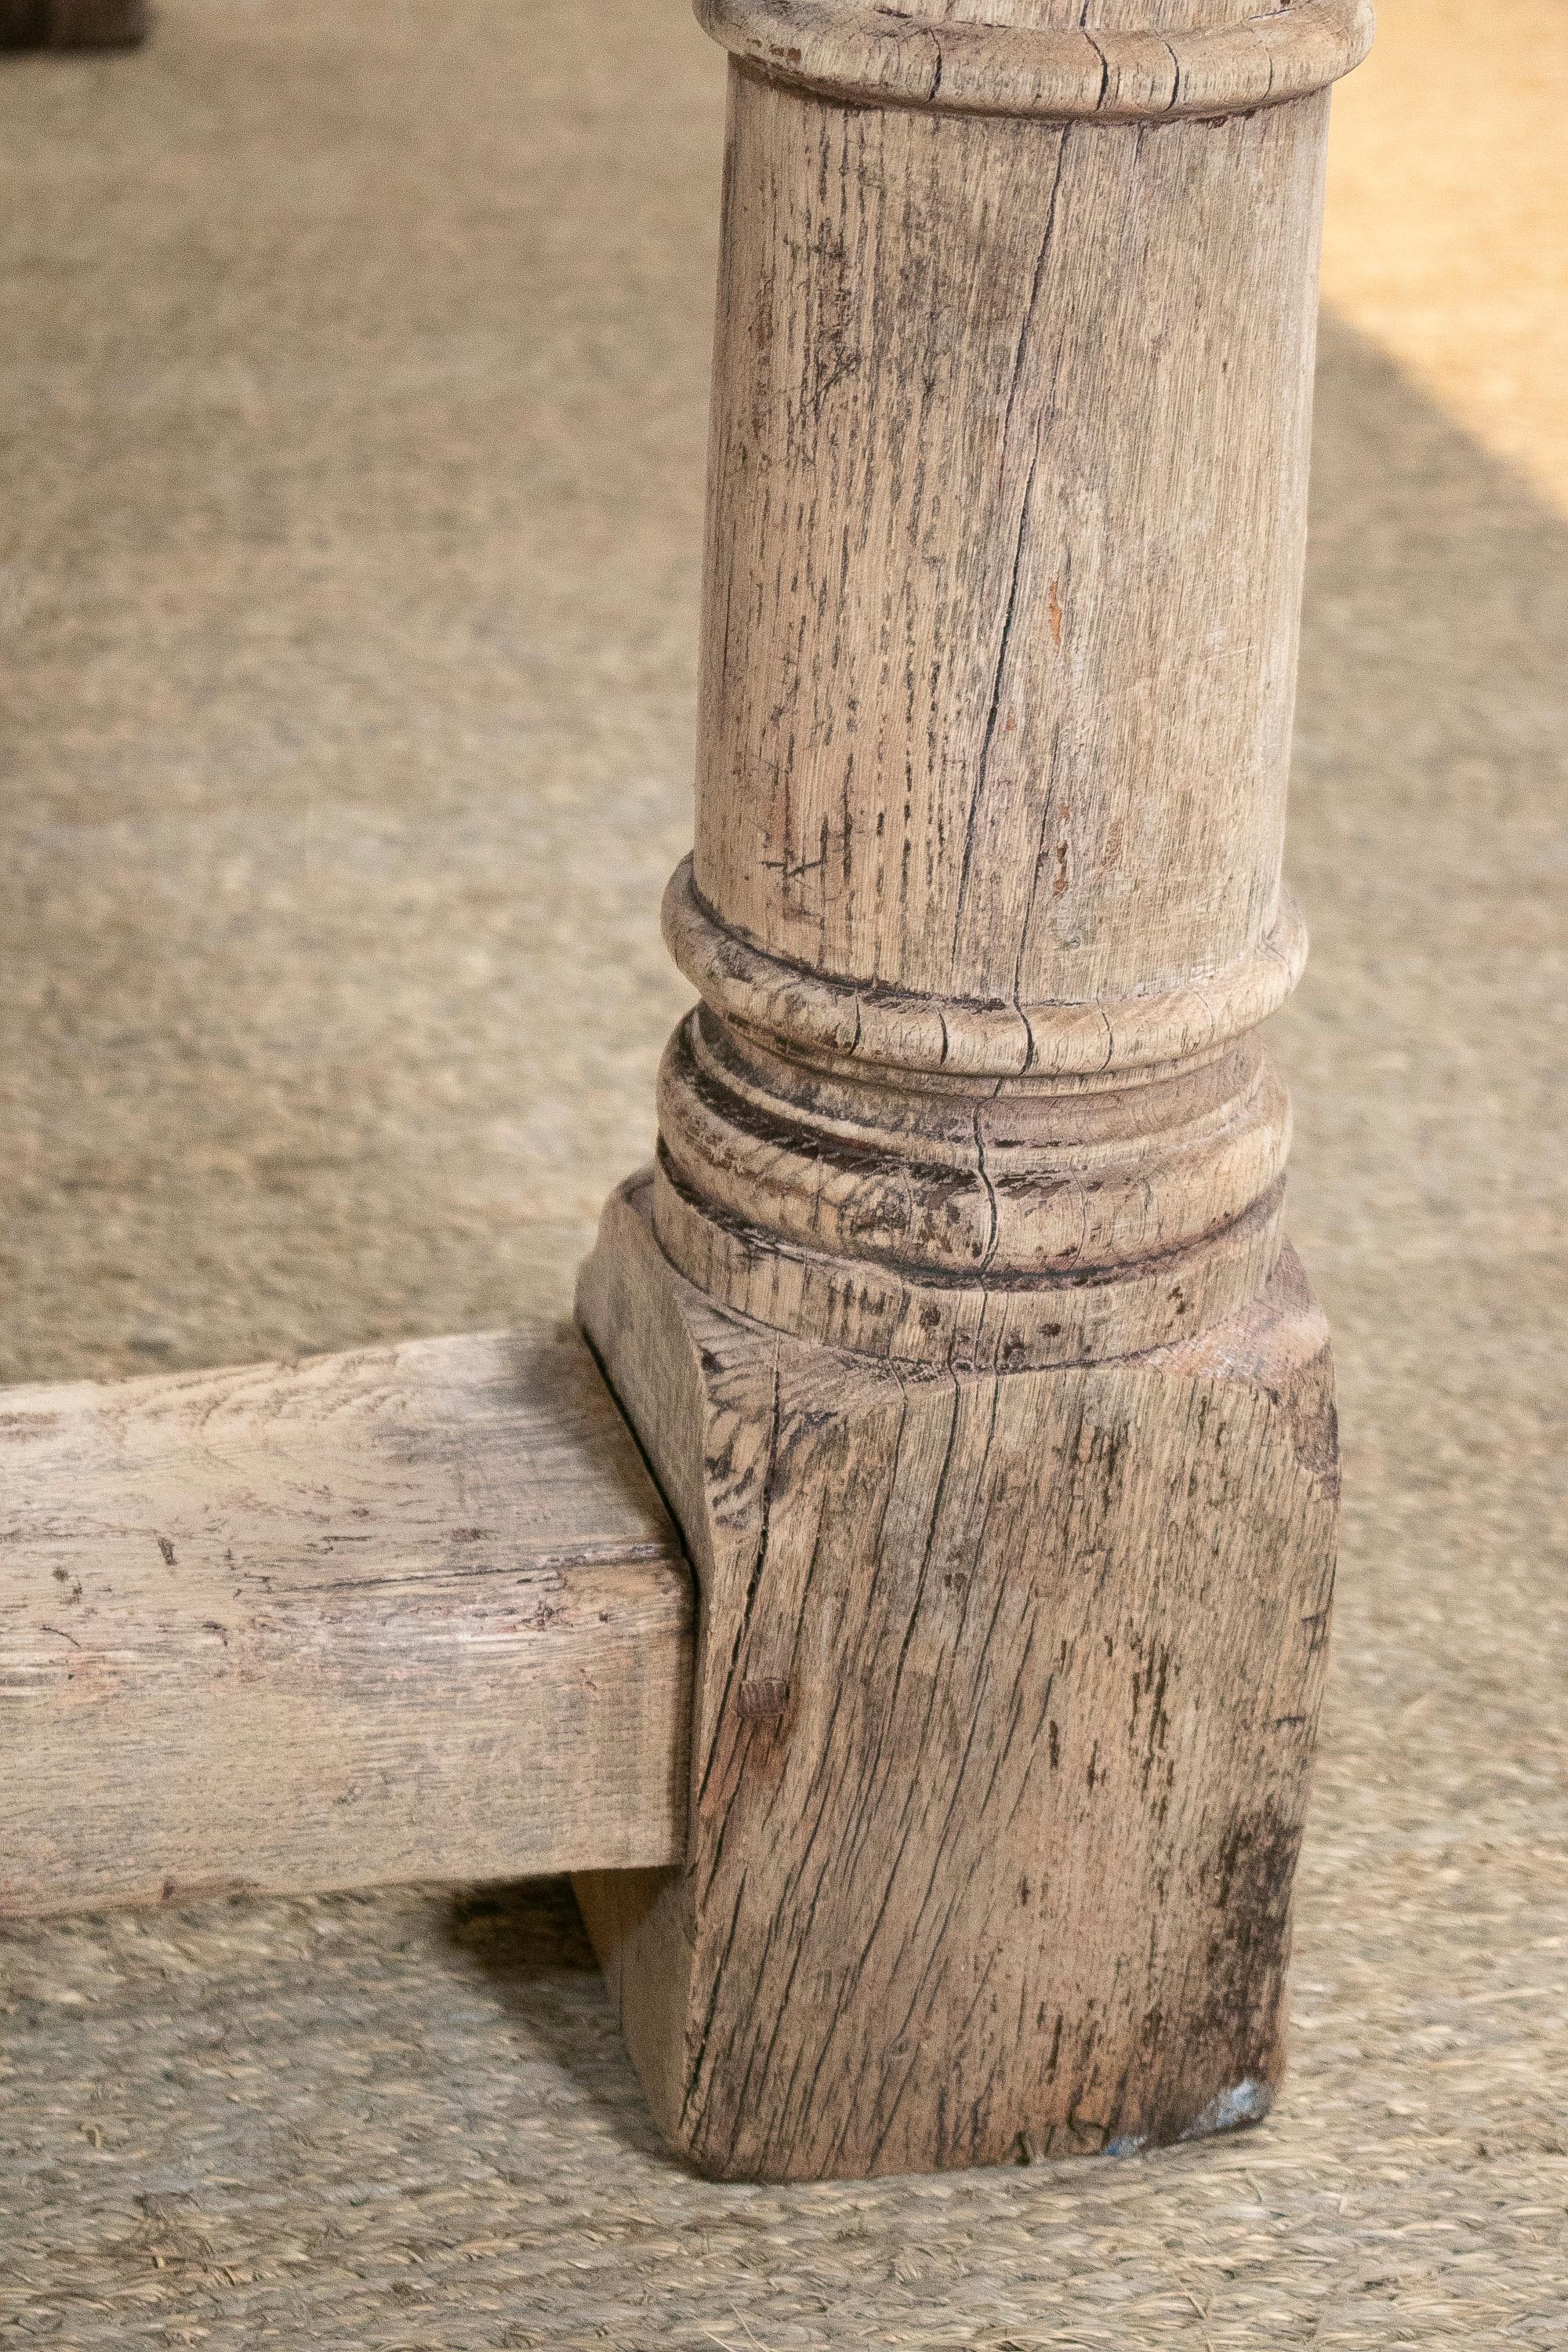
[654,1,1371,1366]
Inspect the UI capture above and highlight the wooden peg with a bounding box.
[576,0,1371,2183]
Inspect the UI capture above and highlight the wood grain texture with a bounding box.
[0,1329,692,1915]
[652,52,1345,1367]
[578,1177,1338,2182]
[694,82,1330,1008]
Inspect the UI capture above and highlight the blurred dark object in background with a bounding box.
[0,0,147,49]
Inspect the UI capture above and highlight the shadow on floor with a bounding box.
[441,1878,682,2168]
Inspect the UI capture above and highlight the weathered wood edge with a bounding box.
[698,0,1374,123]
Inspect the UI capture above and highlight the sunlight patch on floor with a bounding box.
[1323,0,1568,509]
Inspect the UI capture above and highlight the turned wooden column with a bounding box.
[579,0,1370,2183]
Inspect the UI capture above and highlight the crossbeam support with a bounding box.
[1,1331,691,1915]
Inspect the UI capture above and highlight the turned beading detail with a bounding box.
[653,869,1294,1367]
[699,0,1373,122]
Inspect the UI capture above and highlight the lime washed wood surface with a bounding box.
[1,1330,691,1913]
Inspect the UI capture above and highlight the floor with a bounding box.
[1,2,1564,2344]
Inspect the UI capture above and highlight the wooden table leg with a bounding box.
[576,0,1373,2184]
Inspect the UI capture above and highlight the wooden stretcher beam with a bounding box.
[0,1330,692,1915]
